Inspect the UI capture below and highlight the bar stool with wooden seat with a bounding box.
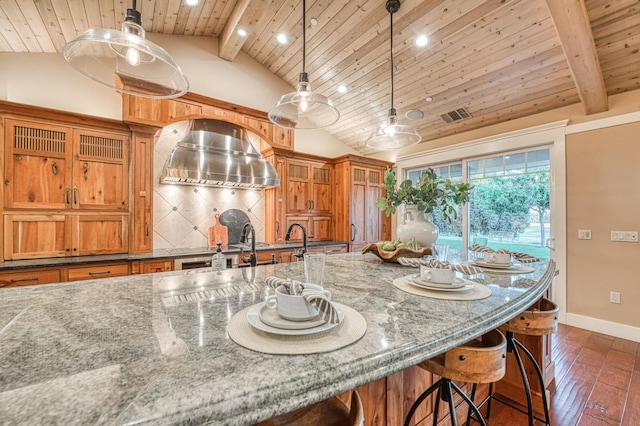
[404,329,507,426]
[255,389,364,426]
[468,298,559,426]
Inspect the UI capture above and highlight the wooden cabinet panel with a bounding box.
[3,214,67,260]
[130,134,153,253]
[66,262,130,281]
[0,268,62,288]
[73,214,128,256]
[4,119,72,210]
[4,213,129,260]
[131,259,173,274]
[310,216,332,241]
[3,119,129,212]
[311,165,332,213]
[285,159,333,214]
[333,157,393,252]
[73,130,128,211]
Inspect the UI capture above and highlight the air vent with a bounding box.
[440,107,472,123]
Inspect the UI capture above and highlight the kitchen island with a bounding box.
[0,253,556,425]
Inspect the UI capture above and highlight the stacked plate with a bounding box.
[405,274,474,292]
[246,302,345,336]
[472,258,513,269]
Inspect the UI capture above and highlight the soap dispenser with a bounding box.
[212,242,227,271]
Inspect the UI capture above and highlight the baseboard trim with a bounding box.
[565,313,640,343]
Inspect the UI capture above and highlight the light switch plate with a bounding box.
[578,229,591,240]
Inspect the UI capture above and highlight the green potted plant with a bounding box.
[376,168,473,247]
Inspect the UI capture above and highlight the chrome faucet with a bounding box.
[239,222,257,267]
[285,222,307,259]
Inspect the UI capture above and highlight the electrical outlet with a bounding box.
[610,291,621,304]
[626,231,638,242]
[578,229,591,240]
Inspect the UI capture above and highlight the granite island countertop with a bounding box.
[0,253,556,425]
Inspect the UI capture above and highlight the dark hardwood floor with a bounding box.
[484,324,639,425]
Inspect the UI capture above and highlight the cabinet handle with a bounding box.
[82,162,89,180]
[73,188,78,205]
[145,222,150,237]
[311,200,314,210]
[308,200,313,210]
[10,277,39,283]
[275,221,280,235]
[65,188,71,204]
[351,224,356,241]
[89,271,111,276]
[383,223,387,233]
[51,162,58,175]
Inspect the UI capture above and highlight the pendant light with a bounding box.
[63,0,188,99]
[365,0,421,150]
[268,0,340,129]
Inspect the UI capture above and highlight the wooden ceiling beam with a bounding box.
[218,0,258,62]
[544,0,608,115]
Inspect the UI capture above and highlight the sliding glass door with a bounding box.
[407,147,551,259]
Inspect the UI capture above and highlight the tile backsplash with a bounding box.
[152,133,266,250]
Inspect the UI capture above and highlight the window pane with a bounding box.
[527,149,550,171]
[484,156,503,176]
[468,159,484,178]
[450,164,463,179]
[505,153,526,173]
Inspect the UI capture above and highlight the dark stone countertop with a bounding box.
[0,241,349,271]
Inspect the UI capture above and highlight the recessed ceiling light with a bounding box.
[185,0,199,6]
[237,28,248,37]
[337,84,347,93]
[415,34,429,47]
[310,18,318,26]
[425,96,434,102]
[276,33,288,44]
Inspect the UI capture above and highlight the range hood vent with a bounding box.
[160,119,280,189]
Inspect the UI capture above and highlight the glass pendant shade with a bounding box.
[269,74,340,129]
[365,0,421,150]
[365,109,421,150]
[268,0,339,129]
[63,5,188,99]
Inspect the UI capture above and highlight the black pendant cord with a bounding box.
[389,7,394,113]
[302,0,306,74]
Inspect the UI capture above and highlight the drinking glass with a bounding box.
[303,252,326,287]
[433,243,449,262]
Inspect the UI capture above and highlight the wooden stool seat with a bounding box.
[470,298,559,426]
[501,298,559,336]
[405,330,507,426]
[256,390,364,426]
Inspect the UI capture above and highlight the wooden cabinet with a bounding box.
[131,259,174,274]
[264,154,286,244]
[334,156,393,252]
[130,133,153,253]
[4,213,128,260]
[0,268,62,288]
[66,262,130,281]
[4,118,128,211]
[285,216,332,242]
[285,159,332,214]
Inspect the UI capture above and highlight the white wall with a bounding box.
[0,34,358,159]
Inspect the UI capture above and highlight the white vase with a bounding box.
[396,204,439,248]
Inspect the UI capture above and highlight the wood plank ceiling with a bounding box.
[0,0,638,155]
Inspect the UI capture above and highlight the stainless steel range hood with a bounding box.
[160,119,280,189]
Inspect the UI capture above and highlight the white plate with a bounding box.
[405,275,475,292]
[472,259,514,269]
[408,274,466,289]
[247,302,344,336]
[259,304,326,330]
